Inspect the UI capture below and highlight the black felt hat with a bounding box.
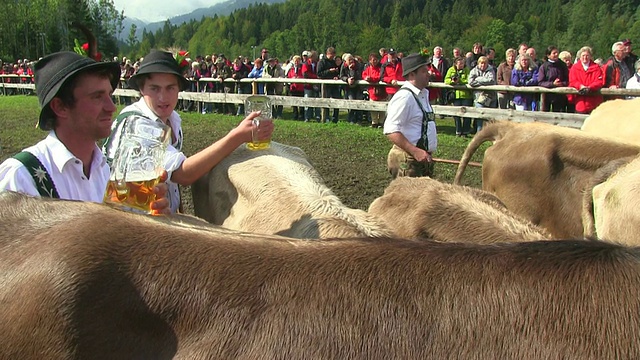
[34,51,120,130]
[401,53,432,77]
[128,50,189,91]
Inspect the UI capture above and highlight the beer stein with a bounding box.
[245,95,273,150]
[104,114,171,213]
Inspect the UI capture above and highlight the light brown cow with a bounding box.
[581,98,640,145]
[582,155,640,244]
[2,192,640,359]
[368,177,551,243]
[191,141,393,239]
[454,120,640,238]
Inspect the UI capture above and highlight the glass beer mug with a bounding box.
[104,114,171,213]
[245,95,273,150]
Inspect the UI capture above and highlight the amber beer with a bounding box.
[245,95,272,151]
[247,118,273,150]
[104,114,170,213]
[104,177,160,213]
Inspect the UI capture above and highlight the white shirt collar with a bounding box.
[46,131,106,174]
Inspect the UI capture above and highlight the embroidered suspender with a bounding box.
[397,87,435,151]
[12,151,60,198]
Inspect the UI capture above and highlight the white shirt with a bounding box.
[384,82,438,153]
[0,131,109,202]
[104,98,187,213]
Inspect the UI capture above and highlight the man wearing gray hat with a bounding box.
[383,52,438,178]
[0,51,170,214]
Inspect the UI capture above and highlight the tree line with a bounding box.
[3,0,640,64]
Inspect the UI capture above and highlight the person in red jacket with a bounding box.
[426,62,442,104]
[362,53,385,127]
[382,49,404,97]
[301,50,320,122]
[287,55,305,120]
[569,46,604,114]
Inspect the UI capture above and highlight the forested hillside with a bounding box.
[3,0,640,62]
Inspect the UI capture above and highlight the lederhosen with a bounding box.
[387,88,435,178]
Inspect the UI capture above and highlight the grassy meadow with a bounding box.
[0,95,486,213]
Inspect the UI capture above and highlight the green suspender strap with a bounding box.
[12,151,60,198]
[397,87,435,152]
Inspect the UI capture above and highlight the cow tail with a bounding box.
[453,120,509,185]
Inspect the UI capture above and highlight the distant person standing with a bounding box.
[382,49,404,99]
[384,53,437,178]
[431,46,450,105]
[569,46,603,114]
[623,39,638,75]
[537,46,569,112]
[317,46,341,123]
[496,48,516,109]
[301,50,320,122]
[286,55,305,120]
[362,53,386,128]
[603,41,633,100]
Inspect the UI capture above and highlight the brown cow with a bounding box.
[2,192,640,359]
[368,177,551,243]
[454,120,640,238]
[581,98,640,145]
[582,155,640,244]
[191,141,393,239]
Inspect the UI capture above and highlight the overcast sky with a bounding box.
[113,0,214,22]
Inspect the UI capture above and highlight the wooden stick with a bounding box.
[433,158,482,168]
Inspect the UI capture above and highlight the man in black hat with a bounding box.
[0,51,170,213]
[105,49,274,213]
[383,52,438,178]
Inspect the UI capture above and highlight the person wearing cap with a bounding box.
[104,50,274,213]
[260,48,269,62]
[381,49,404,99]
[623,39,638,75]
[383,53,437,178]
[0,51,170,214]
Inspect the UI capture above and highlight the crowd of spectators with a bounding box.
[0,58,36,95]
[3,40,640,122]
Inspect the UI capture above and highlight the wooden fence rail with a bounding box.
[4,74,639,129]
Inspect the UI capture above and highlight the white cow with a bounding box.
[582,155,640,245]
[581,98,640,145]
[191,142,393,238]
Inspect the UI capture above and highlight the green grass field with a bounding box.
[0,95,486,213]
